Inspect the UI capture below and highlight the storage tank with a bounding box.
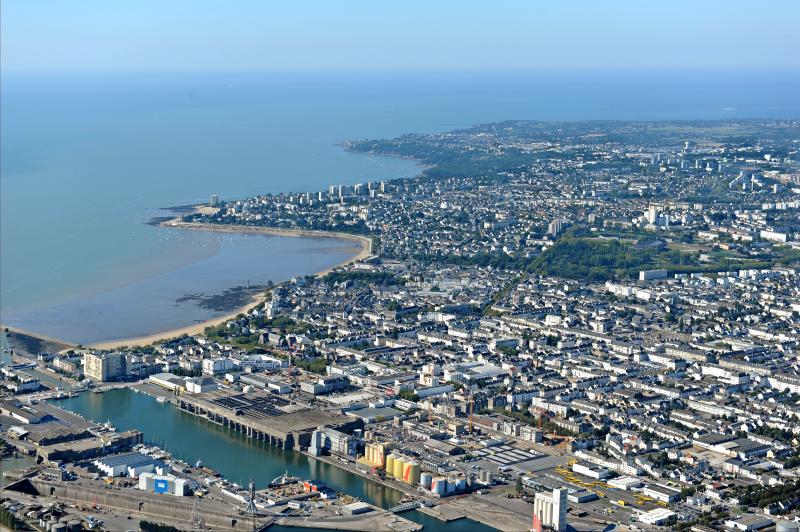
[385,454,395,476]
[51,524,67,532]
[431,477,447,495]
[403,462,421,485]
[401,461,412,483]
[410,462,422,485]
[376,446,383,464]
[377,447,385,467]
[420,472,433,490]
[242,385,254,393]
[393,456,405,479]
[67,521,82,532]
[396,454,407,476]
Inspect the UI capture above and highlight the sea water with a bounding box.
[3,69,799,342]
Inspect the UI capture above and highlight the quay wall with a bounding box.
[26,479,246,529]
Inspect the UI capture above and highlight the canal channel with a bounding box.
[52,388,496,531]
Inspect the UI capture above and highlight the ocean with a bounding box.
[2,69,799,343]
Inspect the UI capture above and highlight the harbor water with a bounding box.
[52,388,496,531]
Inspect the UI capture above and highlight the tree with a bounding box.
[295,356,329,375]
[515,476,524,495]
[0,506,27,530]
[398,389,417,401]
[139,522,183,532]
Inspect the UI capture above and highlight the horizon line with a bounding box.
[3,66,800,75]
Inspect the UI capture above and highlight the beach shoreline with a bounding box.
[161,216,373,275]
[1,326,77,354]
[2,215,372,352]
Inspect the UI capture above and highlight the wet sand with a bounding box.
[1,327,76,355]
[2,217,371,352]
[84,218,371,350]
[161,217,373,271]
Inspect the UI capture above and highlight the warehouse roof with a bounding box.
[95,451,159,468]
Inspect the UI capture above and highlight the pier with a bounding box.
[176,389,361,450]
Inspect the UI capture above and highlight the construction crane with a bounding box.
[531,405,544,431]
[191,492,206,529]
[467,389,475,434]
[243,478,259,531]
[427,399,434,426]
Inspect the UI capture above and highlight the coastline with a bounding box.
[160,216,373,276]
[340,141,432,175]
[1,326,77,354]
[4,216,372,352]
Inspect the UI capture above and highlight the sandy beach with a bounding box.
[3,217,372,352]
[160,217,373,275]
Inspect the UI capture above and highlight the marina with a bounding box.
[48,388,496,531]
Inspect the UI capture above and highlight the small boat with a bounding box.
[156,396,168,404]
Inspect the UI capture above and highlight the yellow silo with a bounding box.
[393,455,405,479]
[366,446,374,464]
[386,454,395,476]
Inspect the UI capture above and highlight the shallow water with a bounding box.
[1,231,358,345]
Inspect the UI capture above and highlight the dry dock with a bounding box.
[276,509,422,532]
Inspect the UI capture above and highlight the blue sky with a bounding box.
[2,0,798,71]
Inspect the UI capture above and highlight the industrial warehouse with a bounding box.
[174,388,362,450]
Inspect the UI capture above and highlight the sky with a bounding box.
[2,0,799,71]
